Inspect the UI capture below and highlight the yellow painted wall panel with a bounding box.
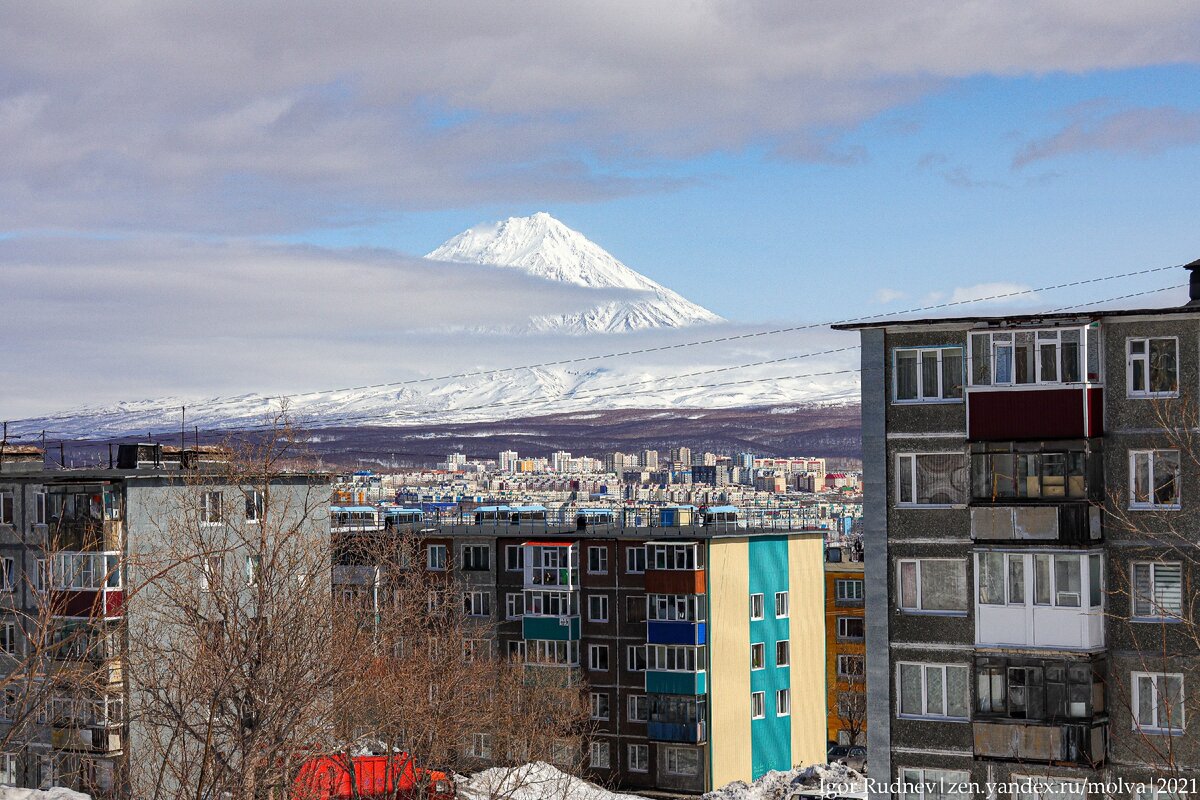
[708,537,751,788]
[788,534,828,767]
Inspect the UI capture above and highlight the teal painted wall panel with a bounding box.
[522,615,580,640]
[646,670,707,695]
[749,536,791,779]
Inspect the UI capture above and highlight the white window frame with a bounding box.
[587,594,609,622]
[463,591,490,618]
[628,743,649,773]
[774,591,789,618]
[751,642,765,670]
[837,616,864,641]
[1131,561,1183,620]
[893,346,965,404]
[896,662,969,721]
[897,558,968,615]
[899,768,971,800]
[1127,336,1180,398]
[776,639,790,667]
[969,327,1089,387]
[665,746,699,776]
[587,546,609,575]
[626,644,646,672]
[0,621,16,656]
[587,643,609,672]
[470,732,492,759]
[590,740,610,769]
[1129,450,1182,510]
[625,545,646,574]
[896,452,968,508]
[427,544,447,571]
[244,489,263,523]
[34,492,47,526]
[751,691,765,719]
[836,578,864,603]
[505,545,524,572]
[460,544,490,571]
[505,592,524,620]
[0,494,13,527]
[976,551,1099,610]
[627,694,648,723]
[200,491,223,525]
[1132,672,1185,734]
[838,654,864,678]
[776,688,790,717]
[0,558,13,593]
[750,593,764,620]
[0,752,15,786]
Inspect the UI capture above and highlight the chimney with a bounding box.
[1187,258,1200,306]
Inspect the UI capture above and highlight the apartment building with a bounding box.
[825,544,865,747]
[0,443,330,797]
[336,505,827,794]
[835,263,1200,798]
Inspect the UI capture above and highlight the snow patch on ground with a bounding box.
[0,788,92,800]
[703,763,867,800]
[457,762,650,800]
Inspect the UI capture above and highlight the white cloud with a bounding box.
[873,287,906,304]
[947,282,1041,307]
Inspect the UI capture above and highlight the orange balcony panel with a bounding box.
[644,570,705,595]
[968,388,1102,441]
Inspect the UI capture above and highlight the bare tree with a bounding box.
[835,681,867,748]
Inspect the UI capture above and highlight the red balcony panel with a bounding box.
[53,590,123,619]
[644,570,706,595]
[105,589,124,617]
[969,388,1102,441]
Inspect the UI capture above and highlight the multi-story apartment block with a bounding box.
[836,266,1200,798]
[337,504,827,793]
[825,545,866,747]
[0,443,330,797]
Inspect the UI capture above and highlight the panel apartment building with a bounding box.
[0,443,330,797]
[835,263,1200,799]
[334,505,827,794]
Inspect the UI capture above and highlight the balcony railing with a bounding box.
[968,387,1103,441]
[972,719,1106,766]
[970,504,1101,545]
[648,720,707,744]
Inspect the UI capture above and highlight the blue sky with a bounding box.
[4,3,1200,416]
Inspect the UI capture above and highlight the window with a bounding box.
[628,744,649,773]
[897,662,969,719]
[505,592,524,620]
[836,579,864,603]
[590,741,610,769]
[776,640,790,667]
[588,594,609,622]
[751,642,765,670]
[35,492,46,525]
[526,639,578,666]
[969,328,1085,387]
[647,644,704,672]
[776,688,790,716]
[1130,450,1181,509]
[979,552,1096,609]
[647,542,702,570]
[1128,337,1178,397]
[750,593,764,620]
[525,589,576,617]
[837,617,864,641]
[1133,672,1184,733]
[648,594,705,622]
[751,691,765,719]
[898,559,967,613]
[505,545,524,571]
[775,591,789,618]
[462,639,491,662]
[970,443,1089,501]
[625,546,646,574]
[626,645,647,672]
[0,622,15,655]
[427,544,447,571]
[1132,562,1183,619]
[590,692,610,720]
[200,491,223,524]
[628,694,648,723]
[894,346,964,403]
[897,453,968,506]
[470,733,492,759]
[976,658,1100,720]
[588,644,609,671]
[665,746,699,776]
[587,546,608,574]
[899,768,971,800]
[244,490,263,523]
[977,552,1026,606]
[461,544,489,571]
[0,494,12,526]
[244,555,260,587]
[463,591,491,617]
[838,655,864,678]
[507,640,526,661]
[0,753,14,786]
[0,559,13,592]
[627,594,647,623]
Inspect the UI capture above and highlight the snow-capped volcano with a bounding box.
[427,212,723,333]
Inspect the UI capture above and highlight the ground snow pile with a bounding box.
[0,789,91,800]
[703,763,867,800]
[457,762,650,800]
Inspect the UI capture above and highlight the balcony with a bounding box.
[522,615,580,641]
[644,570,705,595]
[645,670,706,695]
[52,587,124,620]
[50,726,123,754]
[976,603,1103,650]
[972,719,1106,766]
[970,504,1100,545]
[647,621,706,646]
[968,387,1102,441]
[648,720,708,744]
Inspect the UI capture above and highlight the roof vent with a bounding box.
[1186,259,1200,306]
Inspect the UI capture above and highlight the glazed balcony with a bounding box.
[646,621,707,646]
[970,503,1101,545]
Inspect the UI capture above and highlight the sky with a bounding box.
[3,2,1200,420]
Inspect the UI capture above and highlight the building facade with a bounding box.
[825,547,866,747]
[837,269,1200,798]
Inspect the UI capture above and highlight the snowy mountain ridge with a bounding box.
[427,212,723,334]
